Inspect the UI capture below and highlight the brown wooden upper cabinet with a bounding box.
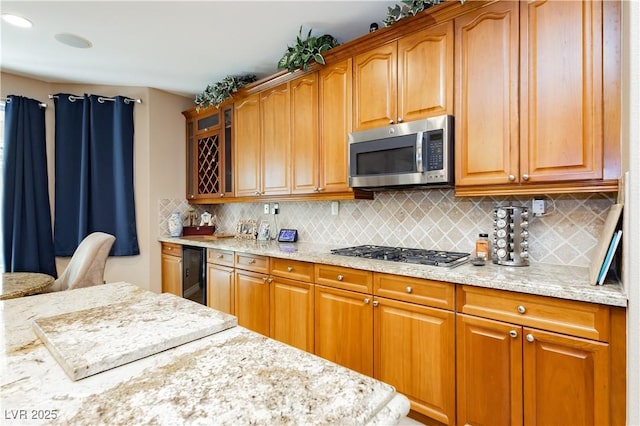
[234,84,291,198]
[455,0,619,195]
[353,22,454,132]
[183,105,234,200]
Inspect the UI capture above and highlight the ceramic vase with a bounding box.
[168,211,183,237]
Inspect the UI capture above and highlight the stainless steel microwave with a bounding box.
[348,115,454,190]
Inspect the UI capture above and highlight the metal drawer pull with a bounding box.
[337,274,344,281]
[287,266,293,272]
[217,254,224,259]
[248,259,255,264]
[526,334,535,343]
[405,286,413,294]
[364,298,370,304]
[509,330,518,338]
[517,305,526,314]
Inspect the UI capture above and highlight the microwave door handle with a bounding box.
[416,131,424,172]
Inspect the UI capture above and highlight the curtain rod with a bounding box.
[1,97,47,108]
[48,94,143,104]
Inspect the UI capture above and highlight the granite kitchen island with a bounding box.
[1,282,409,425]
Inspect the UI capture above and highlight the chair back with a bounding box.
[50,232,116,291]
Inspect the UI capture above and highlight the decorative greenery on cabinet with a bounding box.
[195,74,257,110]
[277,27,340,73]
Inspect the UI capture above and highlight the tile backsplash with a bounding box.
[159,190,616,268]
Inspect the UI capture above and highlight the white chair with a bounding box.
[48,232,116,292]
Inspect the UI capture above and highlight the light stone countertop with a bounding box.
[1,282,410,425]
[161,236,628,307]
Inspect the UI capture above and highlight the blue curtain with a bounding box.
[53,94,139,256]
[2,95,57,276]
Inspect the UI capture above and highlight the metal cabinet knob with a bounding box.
[248,259,255,264]
[389,120,394,124]
[219,193,225,197]
[373,301,379,307]
[526,334,535,343]
[262,277,268,283]
[267,278,273,284]
[254,191,261,196]
[337,274,344,281]
[287,266,293,272]
[405,286,413,294]
[522,174,530,181]
[364,298,370,304]
[509,330,518,338]
[317,187,324,192]
[517,305,526,314]
[508,174,516,182]
[217,254,223,258]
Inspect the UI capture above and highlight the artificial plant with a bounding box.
[383,0,462,27]
[195,74,258,110]
[277,27,340,73]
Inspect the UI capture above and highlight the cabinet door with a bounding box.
[456,314,523,426]
[207,263,234,315]
[319,59,352,193]
[260,84,291,196]
[520,0,603,182]
[314,284,373,376]
[455,1,520,186]
[192,130,222,198]
[270,277,314,352]
[234,94,261,197]
[353,43,397,131]
[523,327,610,425]
[234,269,270,336]
[290,73,320,194]
[374,297,455,425]
[161,253,182,297]
[398,21,454,123]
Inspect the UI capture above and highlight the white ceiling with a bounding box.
[1,1,399,99]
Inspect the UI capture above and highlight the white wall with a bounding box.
[0,72,192,292]
[622,0,639,423]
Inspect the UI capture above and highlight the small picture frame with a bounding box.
[235,219,257,240]
[257,220,271,241]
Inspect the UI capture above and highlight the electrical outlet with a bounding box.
[271,203,279,215]
[532,198,545,216]
[263,203,270,215]
[331,201,339,216]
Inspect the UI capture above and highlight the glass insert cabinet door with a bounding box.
[185,105,233,199]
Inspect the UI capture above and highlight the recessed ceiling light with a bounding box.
[54,33,93,49]
[1,13,33,28]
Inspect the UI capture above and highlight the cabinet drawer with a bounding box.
[235,252,269,274]
[270,258,314,282]
[315,264,372,293]
[457,285,610,341]
[162,242,182,257]
[207,248,234,267]
[374,273,454,310]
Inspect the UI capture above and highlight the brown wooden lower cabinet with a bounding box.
[374,297,455,425]
[457,283,627,423]
[161,242,182,296]
[314,284,374,376]
[206,263,234,315]
[234,269,270,336]
[206,248,235,314]
[457,293,617,426]
[270,277,314,353]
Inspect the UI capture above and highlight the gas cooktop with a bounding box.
[331,245,470,267]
